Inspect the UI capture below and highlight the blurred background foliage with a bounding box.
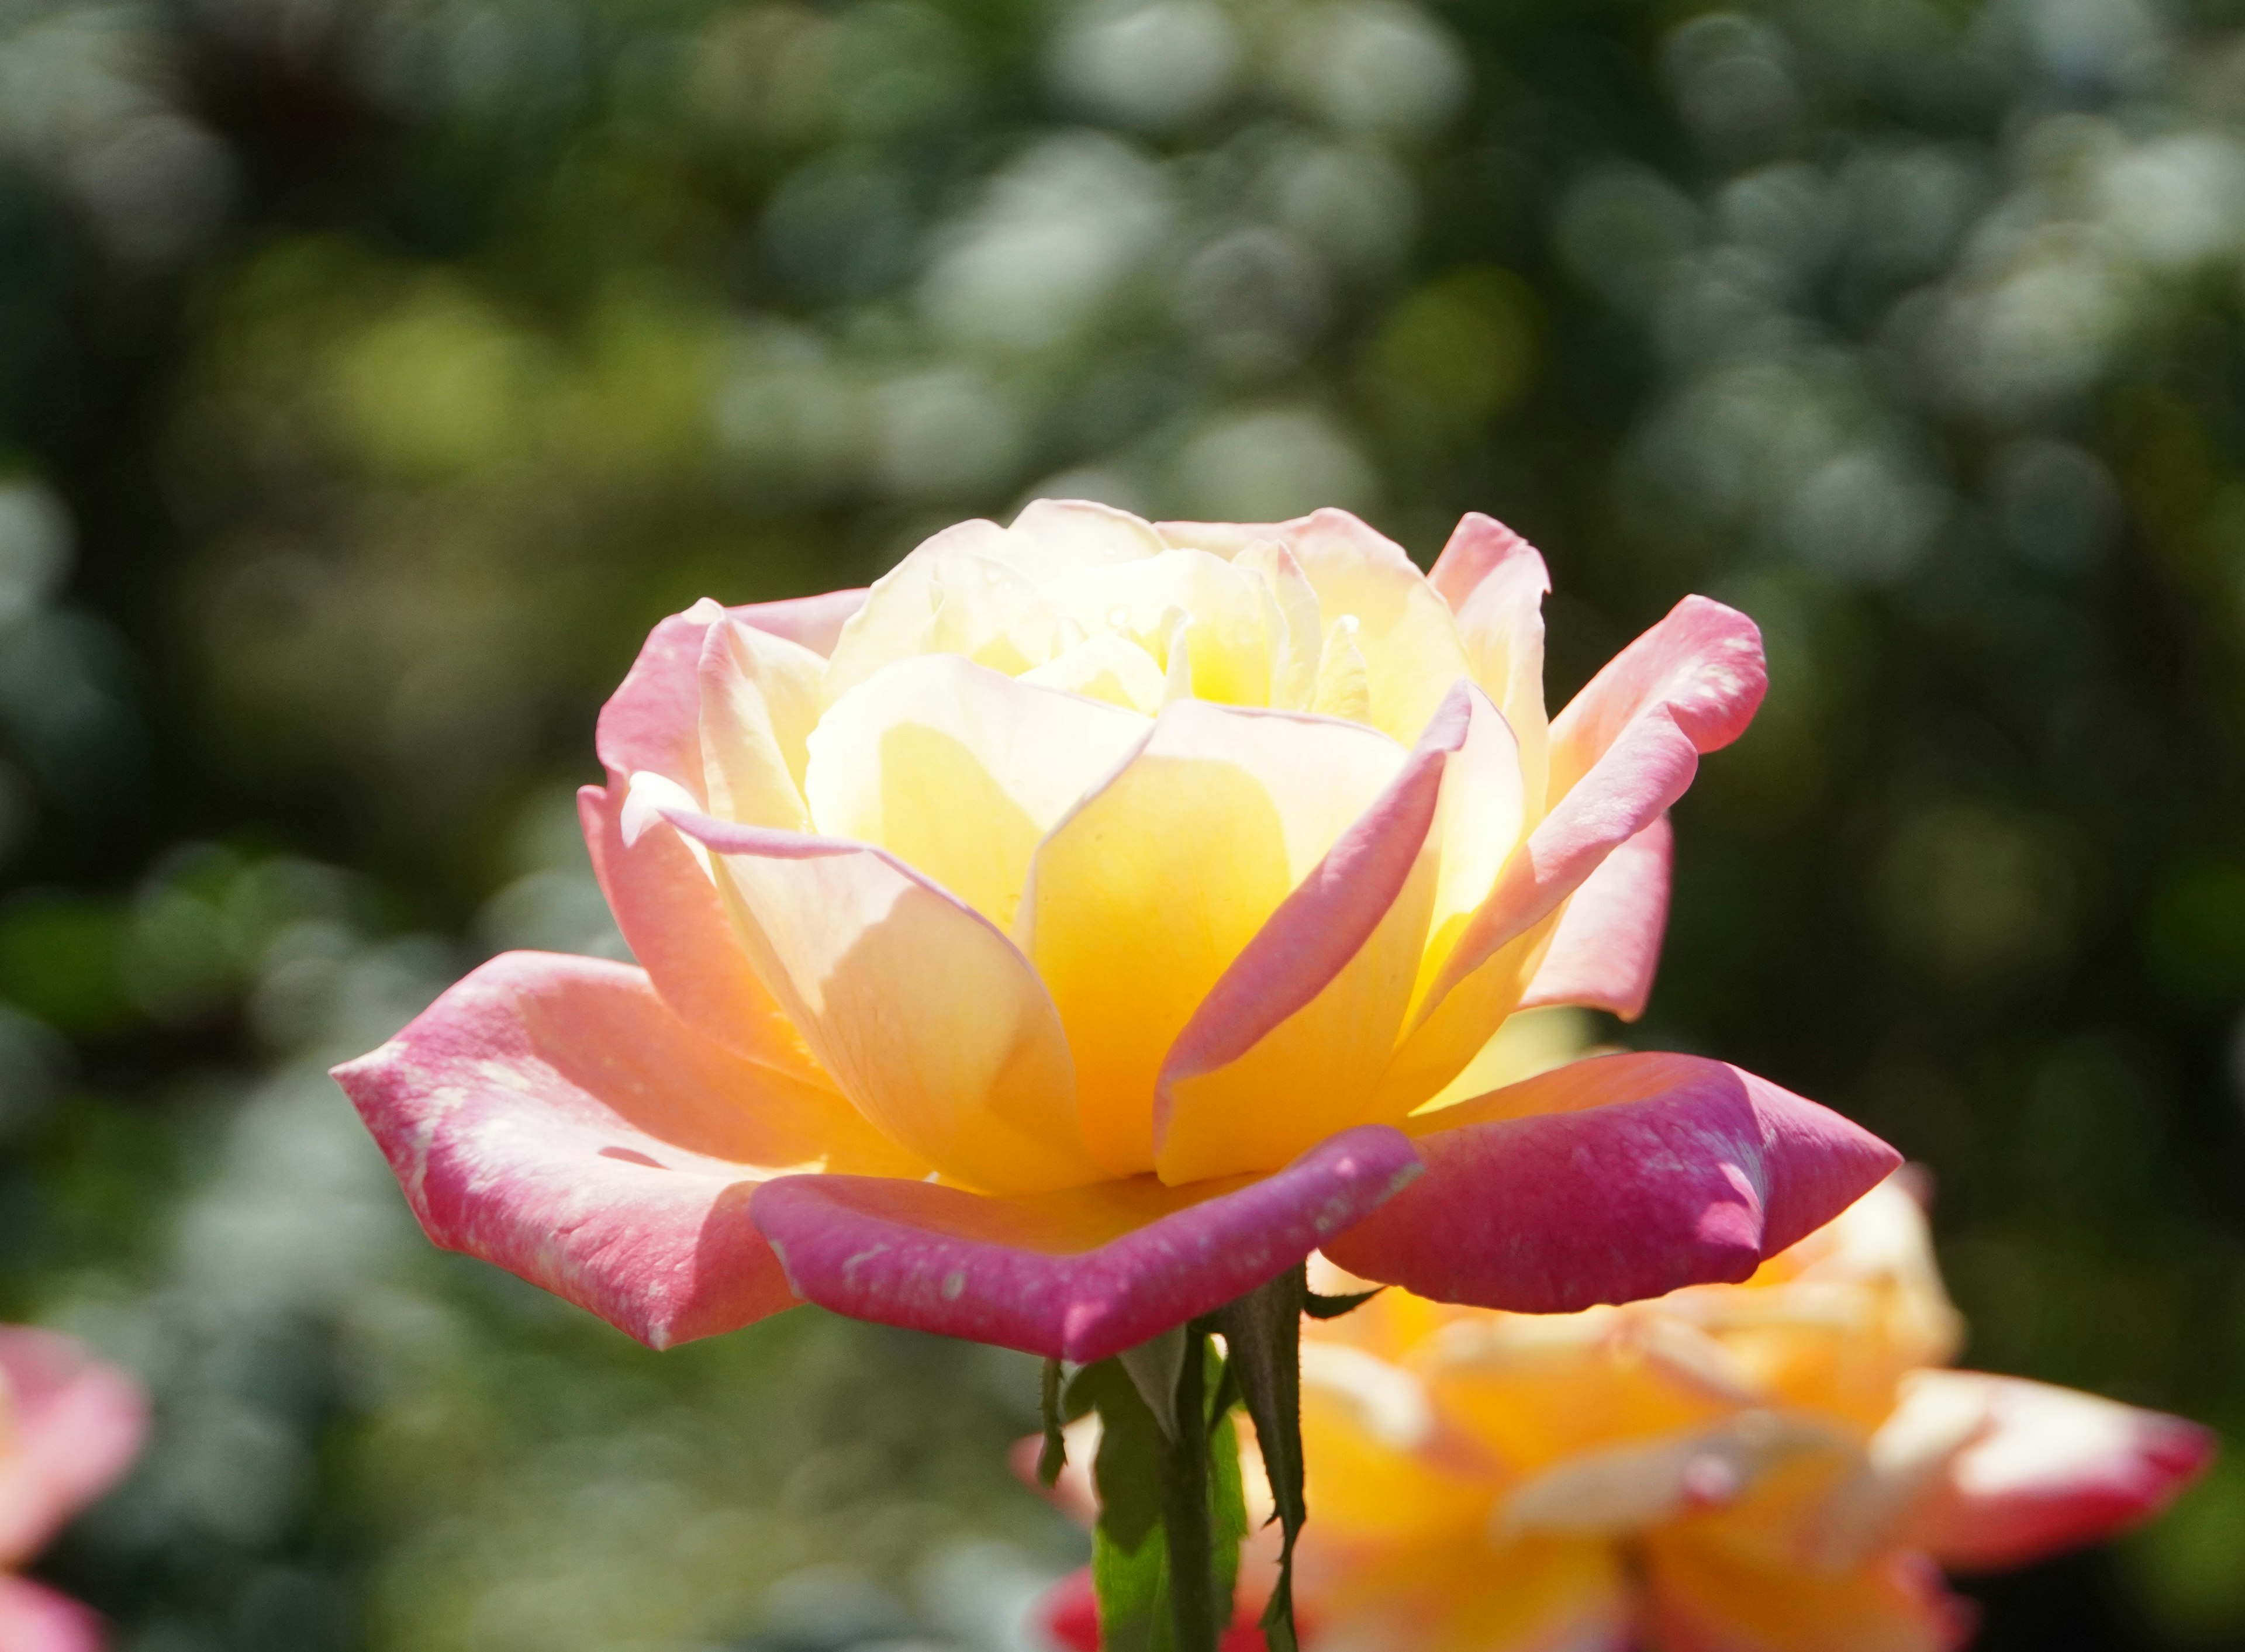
[0,0,2241,1645]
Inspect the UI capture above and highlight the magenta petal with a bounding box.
[1322,1053,1900,1313]
[750,1125,1424,1361]
[1517,815,1673,1021]
[0,1579,105,1652]
[0,1329,146,1566]
[333,951,923,1350]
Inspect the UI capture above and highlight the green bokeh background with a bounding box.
[0,0,2240,1646]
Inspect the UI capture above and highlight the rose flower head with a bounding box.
[335,503,1898,1361]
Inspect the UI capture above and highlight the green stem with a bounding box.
[1161,1324,1219,1652]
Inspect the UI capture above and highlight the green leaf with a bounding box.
[1071,1359,1166,1553]
[1038,1357,1068,1489]
[1214,1268,1309,1652]
[1093,1513,1172,1652]
[1302,1286,1383,1321]
[1076,1334,1248,1652]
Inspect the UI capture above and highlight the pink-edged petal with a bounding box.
[1154,686,1483,1183]
[587,597,861,1072]
[0,1579,106,1652]
[1891,1371,2217,1572]
[736,589,868,657]
[1021,699,1406,1180]
[1322,1052,1900,1314]
[0,1329,146,1565]
[579,782,829,1079]
[666,809,1105,1194]
[750,1125,1422,1362]
[595,593,858,787]
[1429,513,1552,814]
[1516,815,1673,1021]
[1546,595,1765,801]
[331,951,927,1351]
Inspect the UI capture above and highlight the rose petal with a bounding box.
[750,1125,1422,1361]
[666,810,1105,1194]
[0,1579,106,1652]
[1429,512,1551,815]
[1155,686,1508,1183]
[737,589,869,657]
[1646,1544,1968,1652]
[1322,1052,1901,1314]
[1018,699,1406,1178]
[1269,509,1476,745]
[332,951,925,1350]
[698,617,826,830]
[579,782,828,1078]
[1889,1371,2217,1572]
[1515,815,1673,1021]
[0,1328,146,1566]
[589,599,858,1070]
[804,654,1149,929]
[1546,595,1765,803]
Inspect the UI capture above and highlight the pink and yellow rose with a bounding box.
[336,502,1895,1361]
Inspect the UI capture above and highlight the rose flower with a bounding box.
[335,503,1896,1363]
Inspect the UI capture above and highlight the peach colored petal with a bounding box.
[1153,687,1485,1183]
[667,809,1104,1194]
[1322,1053,1901,1314]
[750,1125,1421,1361]
[1018,699,1406,1179]
[333,952,925,1349]
[0,1328,145,1567]
[1515,815,1673,1021]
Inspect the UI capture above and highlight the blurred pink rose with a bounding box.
[0,1328,147,1652]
